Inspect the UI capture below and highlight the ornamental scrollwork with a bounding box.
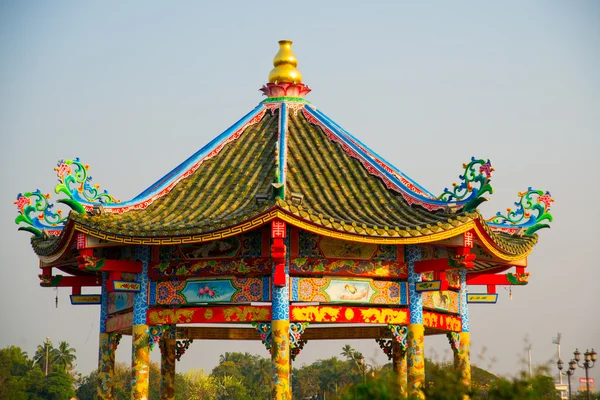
[291,340,307,361]
[174,339,193,361]
[487,188,554,235]
[253,322,308,359]
[437,157,494,211]
[54,158,119,206]
[14,190,67,237]
[15,158,120,236]
[375,338,394,360]
[388,325,408,351]
[148,326,166,351]
[253,322,273,352]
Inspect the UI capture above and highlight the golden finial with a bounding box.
[268,40,302,84]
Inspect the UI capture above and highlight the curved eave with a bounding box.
[32,206,535,264]
[472,219,536,262]
[31,220,77,264]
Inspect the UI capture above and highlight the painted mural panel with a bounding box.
[147,305,272,324]
[297,230,400,262]
[422,290,459,314]
[290,258,407,278]
[153,277,270,305]
[180,237,241,259]
[423,311,462,332]
[155,230,263,264]
[108,292,135,314]
[106,311,133,333]
[149,258,272,279]
[290,305,409,324]
[290,277,406,305]
[421,270,460,290]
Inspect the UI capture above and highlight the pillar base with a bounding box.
[407,324,425,399]
[271,320,291,400]
[98,333,115,400]
[132,324,150,400]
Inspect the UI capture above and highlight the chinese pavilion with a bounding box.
[15,40,553,400]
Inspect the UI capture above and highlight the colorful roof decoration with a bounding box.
[15,40,553,266]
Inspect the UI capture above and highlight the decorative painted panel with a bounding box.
[152,277,270,305]
[290,305,409,324]
[290,258,406,278]
[113,281,140,292]
[147,305,272,324]
[467,294,498,304]
[180,237,241,259]
[106,311,133,333]
[423,311,462,332]
[290,277,406,305]
[149,258,272,279]
[297,230,401,262]
[108,292,135,314]
[421,270,460,290]
[155,231,262,264]
[422,291,459,314]
[70,294,101,305]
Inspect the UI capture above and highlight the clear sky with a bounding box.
[1,0,598,386]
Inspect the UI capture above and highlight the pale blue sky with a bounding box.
[1,0,598,386]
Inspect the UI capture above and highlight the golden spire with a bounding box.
[268,40,302,84]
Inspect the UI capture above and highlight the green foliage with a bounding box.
[572,390,600,400]
[0,343,76,400]
[211,352,271,399]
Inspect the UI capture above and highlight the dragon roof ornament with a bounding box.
[14,158,118,237]
[487,188,554,235]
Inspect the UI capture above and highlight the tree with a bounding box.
[54,341,77,372]
[0,346,31,400]
[341,345,355,361]
[33,340,55,374]
[180,369,217,400]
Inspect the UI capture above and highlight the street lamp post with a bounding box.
[44,337,50,376]
[358,355,373,386]
[573,348,596,400]
[557,358,577,400]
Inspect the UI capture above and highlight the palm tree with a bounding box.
[341,344,355,361]
[255,357,272,388]
[33,339,58,375]
[54,341,77,372]
[218,352,233,364]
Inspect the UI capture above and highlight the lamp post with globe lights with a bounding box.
[573,348,596,400]
[557,358,577,400]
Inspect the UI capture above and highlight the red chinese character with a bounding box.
[463,231,474,248]
[271,220,286,238]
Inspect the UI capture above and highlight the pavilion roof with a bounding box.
[19,40,550,264]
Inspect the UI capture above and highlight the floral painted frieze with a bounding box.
[290,277,407,305]
[152,277,270,305]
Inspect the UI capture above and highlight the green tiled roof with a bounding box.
[70,113,278,237]
[30,104,536,260]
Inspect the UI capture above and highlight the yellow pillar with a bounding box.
[131,324,150,400]
[271,320,291,400]
[407,324,425,399]
[392,340,407,398]
[456,332,471,389]
[160,338,176,400]
[98,333,115,399]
